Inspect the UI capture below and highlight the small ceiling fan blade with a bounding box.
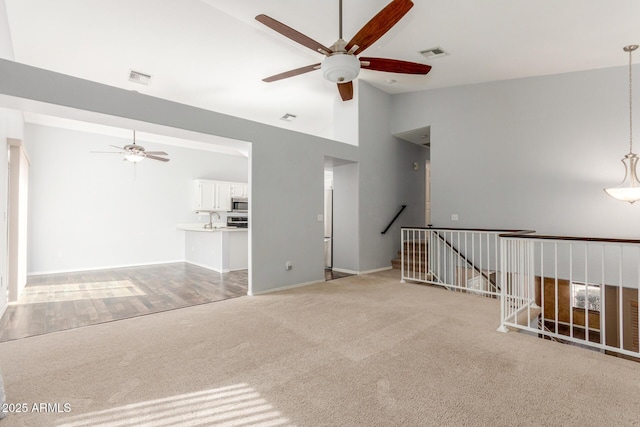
[109,145,125,150]
[360,57,432,74]
[256,14,333,56]
[90,151,125,154]
[337,82,353,101]
[263,63,321,82]
[144,151,168,155]
[145,154,170,162]
[345,0,413,56]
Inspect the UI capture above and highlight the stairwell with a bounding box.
[392,240,428,275]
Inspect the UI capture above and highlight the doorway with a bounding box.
[324,156,358,280]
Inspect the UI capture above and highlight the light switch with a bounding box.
[317,214,323,222]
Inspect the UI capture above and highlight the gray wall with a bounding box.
[0,59,360,295]
[0,59,429,295]
[358,82,428,271]
[23,123,248,274]
[333,162,359,272]
[391,66,640,238]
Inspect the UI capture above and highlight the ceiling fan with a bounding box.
[93,131,170,163]
[255,0,431,101]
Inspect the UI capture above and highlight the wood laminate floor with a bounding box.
[0,262,248,342]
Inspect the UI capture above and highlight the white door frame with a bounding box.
[7,138,29,302]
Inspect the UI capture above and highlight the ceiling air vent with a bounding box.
[128,70,152,85]
[280,113,297,122]
[420,47,448,59]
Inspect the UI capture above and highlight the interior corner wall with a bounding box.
[391,66,640,239]
[333,162,359,272]
[0,108,24,317]
[357,82,428,272]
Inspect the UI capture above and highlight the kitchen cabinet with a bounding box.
[178,225,248,272]
[193,179,232,211]
[230,182,248,198]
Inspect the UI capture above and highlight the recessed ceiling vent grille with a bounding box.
[280,113,297,122]
[128,70,152,85]
[420,47,448,59]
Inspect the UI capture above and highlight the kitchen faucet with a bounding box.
[197,211,221,229]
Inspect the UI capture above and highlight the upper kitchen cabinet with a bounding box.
[230,183,248,198]
[193,179,232,211]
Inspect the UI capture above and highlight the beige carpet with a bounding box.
[0,269,639,426]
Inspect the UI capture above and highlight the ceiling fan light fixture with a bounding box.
[124,153,145,163]
[321,54,361,83]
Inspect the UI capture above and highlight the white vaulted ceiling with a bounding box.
[4,0,640,138]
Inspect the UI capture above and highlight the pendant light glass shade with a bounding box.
[605,45,640,203]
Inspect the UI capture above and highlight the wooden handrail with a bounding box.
[499,233,640,244]
[381,205,407,234]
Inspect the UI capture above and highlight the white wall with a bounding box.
[391,66,640,239]
[23,124,248,274]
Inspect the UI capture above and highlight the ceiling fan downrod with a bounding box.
[339,0,343,40]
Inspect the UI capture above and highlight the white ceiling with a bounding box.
[4,0,640,139]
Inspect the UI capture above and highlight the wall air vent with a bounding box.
[420,47,448,59]
[128,70,152,85]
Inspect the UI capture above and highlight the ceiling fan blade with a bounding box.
[144,151,168,155]
[256,14,333,56]
[90,151,125,154]
[360,57,431,74]
[337,82,353,101]
[109,145,125,150]
[263,63,321,82]
[145,154,170,162]
[345,0,413,56]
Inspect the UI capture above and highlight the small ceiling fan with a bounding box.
[93,131,170,163]
[256,0,431,101]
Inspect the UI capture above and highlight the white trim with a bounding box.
[27,259,186,276]
[359,266,393,275]
[331,267,358,275]
[184,261,226,273]
[248,279,323,296]
[0,302,6,320]
[331,266,393,275]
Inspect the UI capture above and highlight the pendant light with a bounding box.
[604,44,640,203]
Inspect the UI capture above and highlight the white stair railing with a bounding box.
[499,233,640,359]
[401,227,525,298]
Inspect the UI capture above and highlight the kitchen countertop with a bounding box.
[177,223,248,232]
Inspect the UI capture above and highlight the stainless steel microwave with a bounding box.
[231,197,248,213]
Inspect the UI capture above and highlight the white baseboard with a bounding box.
[28,259,186,276]
[184,261,225,273]
[359,266,393,275]
[331,267,358,275]
[332,266,392,275]
[249,279,323,296]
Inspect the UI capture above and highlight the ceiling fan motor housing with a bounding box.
[321,53,361,83]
